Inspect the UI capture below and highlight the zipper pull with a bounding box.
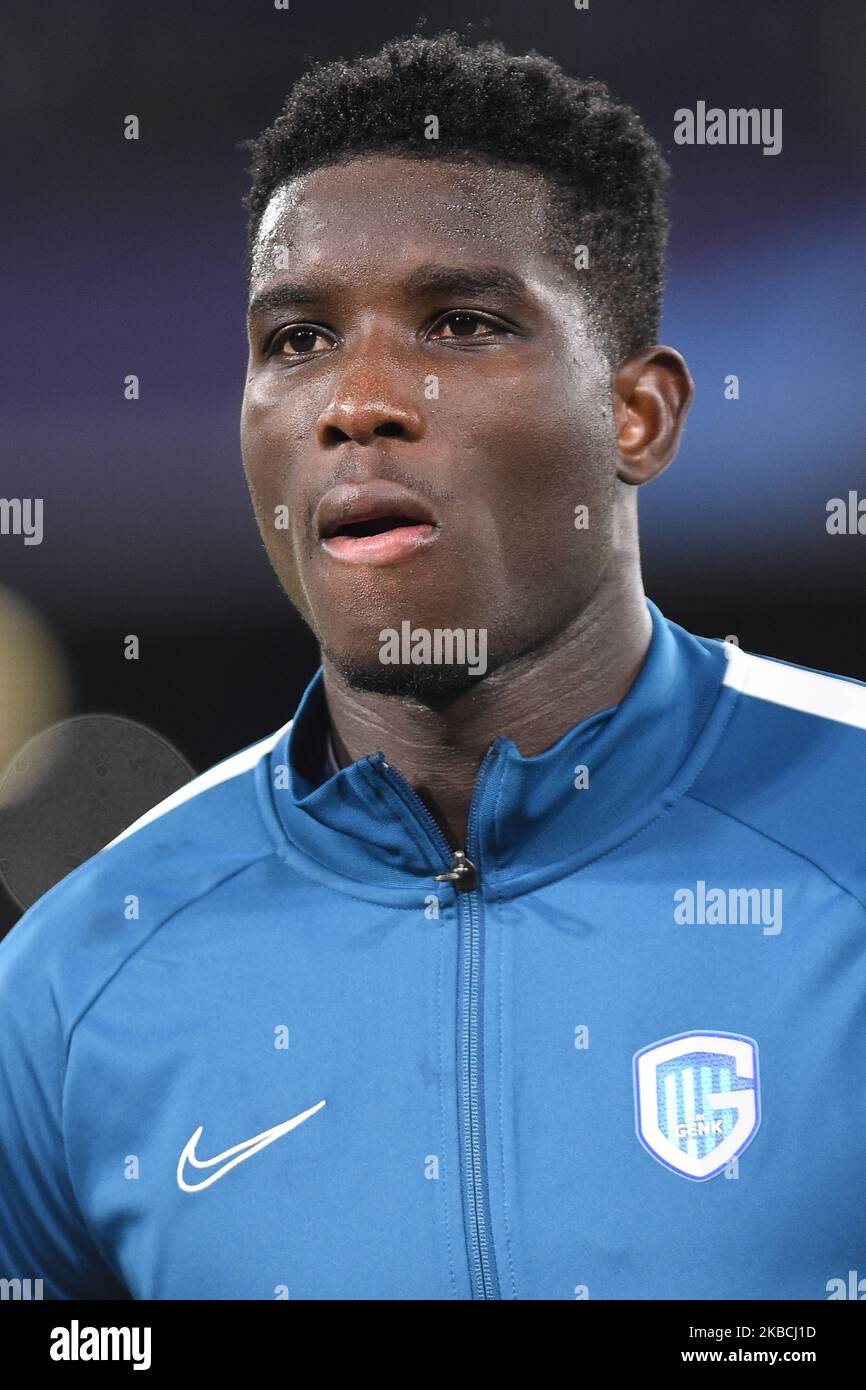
[433,849,478,892]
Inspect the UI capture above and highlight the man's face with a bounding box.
[241,154,625,700]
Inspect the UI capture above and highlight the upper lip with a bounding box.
[315,480,439,540]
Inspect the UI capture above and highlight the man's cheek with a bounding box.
[244,470,276,534]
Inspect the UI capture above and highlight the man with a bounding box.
[1,31,864,1301]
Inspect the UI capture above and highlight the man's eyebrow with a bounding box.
[402,262,530,302]
[247,282,321,321]
[247,263,531,322]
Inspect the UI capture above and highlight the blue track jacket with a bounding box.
[1,599,865,1300]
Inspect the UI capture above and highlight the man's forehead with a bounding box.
[250,154,553,279]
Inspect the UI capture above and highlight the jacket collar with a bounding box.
[267,599,729,899]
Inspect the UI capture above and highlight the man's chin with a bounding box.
[321,646,489,706]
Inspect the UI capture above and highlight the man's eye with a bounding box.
[273,326,333,357]
[430,312,499,340]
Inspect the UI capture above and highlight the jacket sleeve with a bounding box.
[0,909,130,1300]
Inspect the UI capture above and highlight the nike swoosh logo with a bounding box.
[177,1100,326,1192]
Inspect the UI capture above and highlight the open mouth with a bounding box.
[320,512,439,565]
[315,481,441,564]
[326,514,430,539]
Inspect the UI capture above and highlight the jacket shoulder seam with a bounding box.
[62,852,276,1065]
[684,790,866,917]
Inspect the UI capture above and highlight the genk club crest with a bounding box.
[634,1031,761,1180]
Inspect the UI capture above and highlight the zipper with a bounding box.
[377,745,502,1300]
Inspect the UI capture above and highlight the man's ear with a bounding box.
[612,346,694,485]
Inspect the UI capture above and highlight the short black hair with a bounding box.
[243,29,670,363]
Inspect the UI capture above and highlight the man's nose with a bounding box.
[315,340,425,447]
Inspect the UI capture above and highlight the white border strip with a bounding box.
[723,643,866,731]
[101,719,294,852]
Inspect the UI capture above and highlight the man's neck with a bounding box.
[320,573,653,851]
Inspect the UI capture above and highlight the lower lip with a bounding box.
[320,523,440,565]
